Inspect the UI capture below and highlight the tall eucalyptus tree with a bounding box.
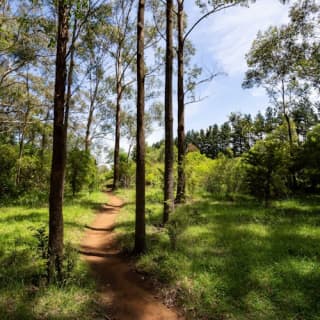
[48,0,69,282]
[135,0,146,254]
[103,0,137,190]
[175,0,249,203]
[163,0,174,224]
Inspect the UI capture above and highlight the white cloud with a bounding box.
[189,0,290,76]
[250,86,266,97]
[147,126,164,145]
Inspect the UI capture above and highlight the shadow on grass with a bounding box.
[0,212,45,223]
[184,199,320,319]
[119,201,135,208]
[123,196,320,319]
[0,193,112,320]
[0,248,101,320]
[84,225,115,232]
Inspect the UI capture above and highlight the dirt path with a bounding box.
[81,192,184,320]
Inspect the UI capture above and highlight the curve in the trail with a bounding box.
[80,192,184,320]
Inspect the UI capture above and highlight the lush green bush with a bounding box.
[145,145,166,188]
[185,151,213,196]
[242,125,292,204]
[18,155,43,189]
[118,151,135,188]
[298,124,320,192]
[0,143,51,204]
[204,154,245,198]
[0,144,17,199]
[66,148,99,195]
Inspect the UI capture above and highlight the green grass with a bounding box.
[116,188,320,320]
[0,191,107,320]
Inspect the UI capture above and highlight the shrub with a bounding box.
[0,144,17,198]
[242,127,291,205]
[66,148,98,195]
[185,151,213,196]
[205,154,245,198]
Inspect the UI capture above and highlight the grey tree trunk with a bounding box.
[48,0,69,283]
[163,0,174,224]
[16,72,31,186]
[134,0,146,254]
[176,0,186,203]
[113,55,123,190]
[65,18,77,139]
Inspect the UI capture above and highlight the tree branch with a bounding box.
[183,3,237,42]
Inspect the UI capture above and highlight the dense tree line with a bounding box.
[186,105,318,159]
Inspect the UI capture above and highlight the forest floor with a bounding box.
[1,189,319,319]
[81,191,184,320]
[115,188,320,320]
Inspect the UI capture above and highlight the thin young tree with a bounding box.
[175,0,185,203]
[102,0,136,190]
[48,0,69,282]
[134,0,146,254]
[163,0,174,224]
[108,0,162,190]
[64,1,107,153]
[175,0,248,203]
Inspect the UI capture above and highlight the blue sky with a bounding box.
[147,0,291,144]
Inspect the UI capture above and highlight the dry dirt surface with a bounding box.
[80,191,184,320]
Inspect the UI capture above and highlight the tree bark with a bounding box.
[65,18,77,139]
[40,110,50,171]
[281,79,296,189]
[134,0,146,254]
[113,54,123,190]
[163,0,174,224]
[85,79,97,152]
[16,71,31,186]
[85,107,93,152]
[281,79,293,149]
[175,0,186,203]
[48,0,69,283]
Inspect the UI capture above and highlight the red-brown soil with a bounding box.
[81,192,184,320]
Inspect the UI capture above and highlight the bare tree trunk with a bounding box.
[65,18,77,140]
[48,0,69,283]
[85,67,100,152]
[281,79,296,189]
[113,55,122,190]
[127,141,133,163]
[16,71,31,186]
[85,96,95,152]
[85,109,93,152]
[40,109,50,172]
[134,0,146,254]
[281,80,293,149]
[163,0,174,224]
[85,68,92,152]
[175,0,186,203]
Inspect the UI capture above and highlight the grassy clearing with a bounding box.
[116,188,320,320]
[0,192,106,320]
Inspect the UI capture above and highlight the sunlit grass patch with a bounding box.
[0,191,106,319]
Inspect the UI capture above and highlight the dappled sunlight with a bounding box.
[116,188,320,319]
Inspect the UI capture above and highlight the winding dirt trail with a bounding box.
[80,192,184,320]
